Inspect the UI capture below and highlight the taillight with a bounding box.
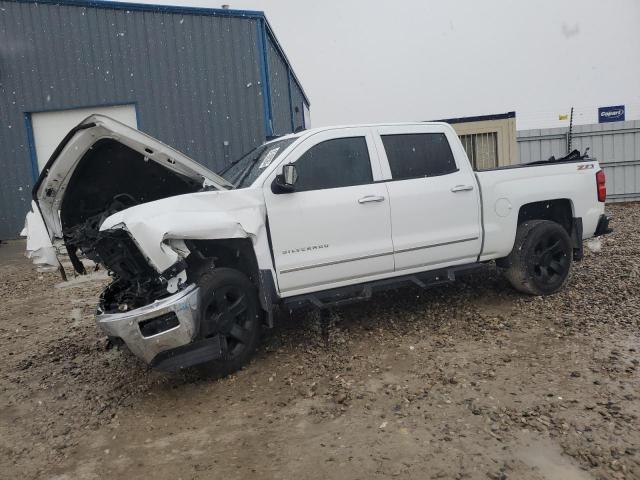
[596,170,606,202]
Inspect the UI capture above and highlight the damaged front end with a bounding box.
[62,191,193,314]
[57,137,201,313]
[29,115,241,369]
[85,228,187,313]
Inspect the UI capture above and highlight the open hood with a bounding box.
[33,114,232,239]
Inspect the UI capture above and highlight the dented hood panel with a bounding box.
[34,114,232,239]
[100,189,269,273]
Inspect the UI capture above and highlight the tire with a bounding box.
[503,220,572,296]
[195,267,262,377]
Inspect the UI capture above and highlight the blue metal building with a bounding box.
[0,0,310,239]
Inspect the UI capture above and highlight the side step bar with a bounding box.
[283,262,486,311]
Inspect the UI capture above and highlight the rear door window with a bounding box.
[381,133,457,180]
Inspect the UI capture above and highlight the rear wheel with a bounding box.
[196,267,261,377]
[503,220,572,295]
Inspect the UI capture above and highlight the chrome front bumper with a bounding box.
[95,285,200,364]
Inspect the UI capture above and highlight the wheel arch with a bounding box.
[185,238,278,327]
[517,198,574,234]
[517,198,583,260]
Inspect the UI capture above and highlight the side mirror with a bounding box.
[271,164,298,194]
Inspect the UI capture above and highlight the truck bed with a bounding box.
[476,158,603,261]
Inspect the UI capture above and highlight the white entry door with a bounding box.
[30,104,137,172]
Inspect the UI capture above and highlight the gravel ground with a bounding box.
[1,203,638,480]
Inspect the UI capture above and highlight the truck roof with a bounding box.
[269,122,452,144]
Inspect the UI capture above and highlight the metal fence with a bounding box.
[517,120,640,202]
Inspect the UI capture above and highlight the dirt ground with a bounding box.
[1,203,639,480]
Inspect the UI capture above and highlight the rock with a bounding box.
[334,392,347,404]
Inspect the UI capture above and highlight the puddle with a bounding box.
[516,433,593,480]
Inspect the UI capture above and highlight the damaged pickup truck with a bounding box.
[27,115,611,374]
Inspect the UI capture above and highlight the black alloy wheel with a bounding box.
[196,267,262,376]
[202,284,253,357]
[503,219,572,296]
[531,232,570,286]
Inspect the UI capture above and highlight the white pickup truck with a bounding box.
[28,115,610,374]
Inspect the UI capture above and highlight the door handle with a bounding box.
[358,195,385,204]
[450,184,474,192]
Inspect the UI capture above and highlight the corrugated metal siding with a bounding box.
[517,120,640,202]
[290,80,306,131]
[266,36,292,136]
[0,0,308,239]
[517,128,567,164]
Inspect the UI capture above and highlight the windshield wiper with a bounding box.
[219,156,244,176]
[217,147,263,189]
[234,156,261,188]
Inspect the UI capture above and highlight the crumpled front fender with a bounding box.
[100,189,270,273]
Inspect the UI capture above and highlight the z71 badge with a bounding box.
[577,164,594,170]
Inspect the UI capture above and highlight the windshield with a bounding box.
[221,138,297,189]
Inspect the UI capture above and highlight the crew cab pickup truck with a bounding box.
[27,115,611,374]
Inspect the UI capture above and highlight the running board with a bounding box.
[283,262,486,311]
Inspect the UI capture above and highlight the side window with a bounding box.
[381,133,457,180]
[293,137,373,191]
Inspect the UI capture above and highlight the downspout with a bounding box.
[256,17,274,138]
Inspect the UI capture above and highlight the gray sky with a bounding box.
[121,0,640,130]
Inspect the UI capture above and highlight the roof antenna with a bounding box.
[221,4,230,9]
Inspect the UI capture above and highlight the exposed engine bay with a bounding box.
[59,138,202,313]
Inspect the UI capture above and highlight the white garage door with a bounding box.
[30,104,137,172]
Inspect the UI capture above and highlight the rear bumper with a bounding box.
[96,285,200,364]
[594,214,612,237]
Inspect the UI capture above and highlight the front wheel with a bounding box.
[195,267,262,377]
[502,220,572,296]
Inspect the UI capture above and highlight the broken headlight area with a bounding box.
[67,224,187,314]
[96,258,189,314]
[98,273,172,315]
